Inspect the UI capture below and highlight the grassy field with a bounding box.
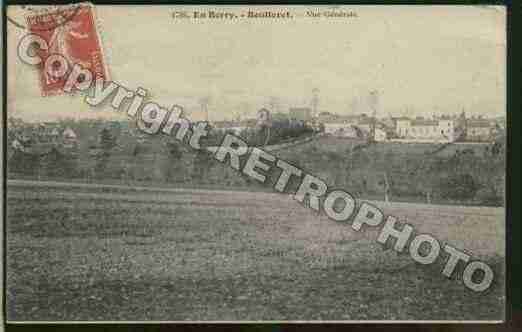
[6,180,505,321]
[277,136,491,157]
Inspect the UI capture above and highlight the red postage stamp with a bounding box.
[26,3,109,96]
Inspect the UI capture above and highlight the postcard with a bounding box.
[4,4,506,322]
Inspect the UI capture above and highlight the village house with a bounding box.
[212,119,257,134]
[465,119,493,142]
[318,113,395,140]
[354,116,374,136]
[323,121,361,138]
[319,113,364,138]
[373,127,388,142]
[396,118,459,142]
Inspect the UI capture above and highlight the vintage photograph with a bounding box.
[4,4,506,321]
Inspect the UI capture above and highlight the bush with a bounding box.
[475,188,503,207]
[437,173,480,201]
[8,151,39,176]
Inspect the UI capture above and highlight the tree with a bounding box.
[437,173,480,201]
[99,127,117,151]
[165,140,185,182]
[192,149,214,182]
[421,161,440,204]
[95,128,117,178]
[41,148,66,178]
[477,140,505,206]
[8,150,39,176]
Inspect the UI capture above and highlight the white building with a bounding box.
[62,127,78,148]
[466,120,493,142]
[323,121,360,138]
[374,128,387,142]
[212,119,257,135]
[396,118,458,142]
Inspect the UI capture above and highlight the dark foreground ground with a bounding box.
[6,180,505,321]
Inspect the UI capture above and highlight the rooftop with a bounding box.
[411,119,439,126]
[467,120,492,128]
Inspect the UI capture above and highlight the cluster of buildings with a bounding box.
[8,119,79,153]
[263,107,503,143]
[215,107,505,142]
[211,106,504,143]
[321,113,504,143]
[211,118,258,135]
[8,106,505,156]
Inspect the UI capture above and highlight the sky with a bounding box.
[7,5,506,122]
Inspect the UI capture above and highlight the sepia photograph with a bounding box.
[4,4,506,322]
